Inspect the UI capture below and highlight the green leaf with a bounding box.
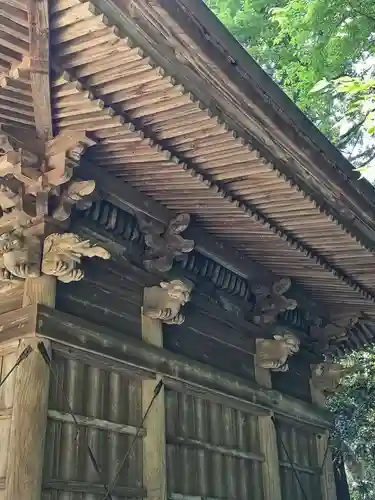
[309,79,330,93]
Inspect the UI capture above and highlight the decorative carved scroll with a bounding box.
[143,279,193,325]
[52,180,96,221]
[256,332,300,372]
[251,277,297,325]
[310,316,358,345]
[137,213,194,272]
[311,362,355,394]
[42,233,110,283]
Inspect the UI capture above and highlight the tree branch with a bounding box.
[348,1,375,23]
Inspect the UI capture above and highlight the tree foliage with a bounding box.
[206,0,375,162]
[328,348,375,499]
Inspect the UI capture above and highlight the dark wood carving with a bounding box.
[137,213,194,272]
[251,277,297,325]
[311,362,355,394]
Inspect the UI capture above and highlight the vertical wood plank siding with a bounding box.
[276,420,322,500]
[166,389,264,500]
[42,353,144,499]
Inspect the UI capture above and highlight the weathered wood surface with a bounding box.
[56,259,143,338]
[318,432,337,500]
[43,480,146,497]
[141,303,166,500]
[107,0,375,250]
[23,275,56,308]
[78,163,328,317]
[47,409,146,437]
[0,306,37,345]
[28,0,52,139]
[259,416,282,500]
[4,339,50,500]
[0,347,18,499]
[164,319,255,381]
[35,305,333,429]
[4,261,55,500]
[53,0,375,318]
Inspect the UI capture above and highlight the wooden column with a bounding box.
[255,364,282,500]
[4,276,56,500]
[141,288,167,500]
[317,431,337,500]
[310,380,337,500]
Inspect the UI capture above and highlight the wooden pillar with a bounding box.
[317,431,337,500]
[4,275,56,500]
[310,379,337,500]
[255,364,282,500]
[141,288,167,500]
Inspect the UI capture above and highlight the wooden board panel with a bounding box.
[164,314,255,381]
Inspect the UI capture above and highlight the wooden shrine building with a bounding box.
[1,0,375,499]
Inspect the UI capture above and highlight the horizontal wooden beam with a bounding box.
[167,435,264,462]
[43,480,145,497]
[36,305,332,429]
[0,305,38,345]
[47,409,146,437]
[279,461,318,476]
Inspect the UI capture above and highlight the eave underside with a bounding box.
[2,0,375,335]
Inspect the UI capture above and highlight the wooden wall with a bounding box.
[276,419,322,500]
[56,259,148,339]
[42,352,144,499]
[166,389,264,500]
[56,258,258,385]
[272,356,312,403]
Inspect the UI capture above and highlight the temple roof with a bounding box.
[3,0,375,348]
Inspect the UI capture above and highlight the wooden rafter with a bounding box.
[27,0,53,140]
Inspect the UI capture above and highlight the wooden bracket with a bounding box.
[251,277,297,325]
[311,362,355,395]
[137,212,194,272]
[256,332,300,372]
[0,129,110,289]
[143,279,194,325]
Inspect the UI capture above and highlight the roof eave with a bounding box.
[103,0,375,250]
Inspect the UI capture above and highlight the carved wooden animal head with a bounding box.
[0,231,23,254]
[160,279,193,305]
[274,332,300,355]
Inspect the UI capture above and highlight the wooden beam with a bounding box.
[43,480,146,497]
[0,305,37,345]
[28,0,53,139]
[35,305,333,429]
[47,409,146,437]
[141,289,167,500]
